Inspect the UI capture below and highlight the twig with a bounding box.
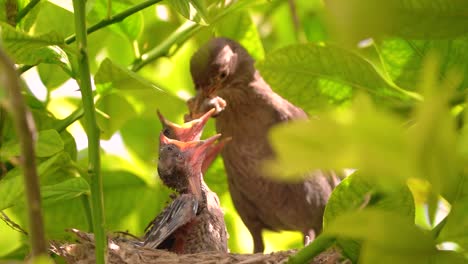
[55,107,84,132]
[65,0,162,44]
[0,46,47,257]
[72,1,106,263]
[16,0,41,24]
[18,0,162,74]
[287,235,336,264]
[0,211,28,235]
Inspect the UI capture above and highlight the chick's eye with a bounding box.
[219,71,228,79]
[163,128,171,137]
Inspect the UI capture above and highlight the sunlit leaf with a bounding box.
[95,93,138,140]
[324,173,415,260]
[378,36,468,92]
[438,196,468,249]
[215,10,264,60]
[325,0,468,45]
[0,152,71,210]
[168,0,209,25]
[257,43,416,111]
[40,177,90,205]
[0,22,71,71]
[326,209,436,263]
[265,95,414,184]
[0,129,64,160]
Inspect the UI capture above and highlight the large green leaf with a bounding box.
[88,0,143,41]
[438,196,468,250]
[0,129,64,160]
[265,95,414,184]
[40,177,90,205]
[325,0,468,44]
[168,0,209,25]
[0,22,71,71]
[378,37,468,92]
[326,209,436,264]
[323,173,415,261]
[95,93,138,140]
[214,10,264,60]
[0,152,71,210]
[257,43,416,111]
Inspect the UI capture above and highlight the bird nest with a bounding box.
[50,229,343,264]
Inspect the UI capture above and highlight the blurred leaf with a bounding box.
[95,58,161,93]
[168,0,208,25]
[27,1,74,37]
[323,173,415,261]
[37,63,71,90]
[0,152,71,210]
[215,10,264,60]
[378,37,468,92]
[326,209,436,263]
[95,93,138,140]
[88,0,143,41]
[265,95,414,184]
[41,177,90,205]
[408,55,461,202]
[0,129,64,160]
[120,116,159,163]
[0,22,72,72]
[438,196,468,249]
[257,43,416,111]
[325,0,468,45]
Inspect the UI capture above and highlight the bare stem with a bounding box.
[0,47,47,257]
[72,1,106,263]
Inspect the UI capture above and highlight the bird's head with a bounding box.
[187,38,255,119]
[158,133,221,198]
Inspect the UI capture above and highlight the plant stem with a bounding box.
[66,0,162,44]
[71,1,106,264]
[55,107,85,133]
[287,235,336,264]
[131,21,200,71]
[16,0,41,24]
[0,47,47,257]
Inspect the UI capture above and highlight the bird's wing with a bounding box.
[143,194,198,249]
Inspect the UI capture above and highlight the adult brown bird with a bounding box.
[186,37,342,253]
[143,133,228,253]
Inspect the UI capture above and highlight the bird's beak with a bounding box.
[201,137,232,174]
[157,109,215,141]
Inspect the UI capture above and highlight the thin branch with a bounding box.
[0,47,47,257]
[131,21,200,71]
[0,211,28,235]
[65,0,163,44]
[16,0,41,24]
[18,0,162,74]
[287,235,336,264]
[72,1,106,264]
[55,107,85,133]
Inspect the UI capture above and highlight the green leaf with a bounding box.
[40,177,90,205]
[29,1,74,37]
[323,173,415,260]
[37,63,71,90]
[95,93,138,140]
[326,209,436,263]
[0,152,71,210]
[438,196,468,249]
[0,22,71,71]
[378,37,468,92]
[88,0,143,40]
[0,129,64,160]
[119,116,159,163]
[325,0,468,45]
[257,43,416,112]
[265,95,414,184]
[168,0,209,25]
[214,10,264,60]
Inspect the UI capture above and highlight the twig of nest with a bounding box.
[50,229,343,264]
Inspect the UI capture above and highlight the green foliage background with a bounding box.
[0,0,467,263]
